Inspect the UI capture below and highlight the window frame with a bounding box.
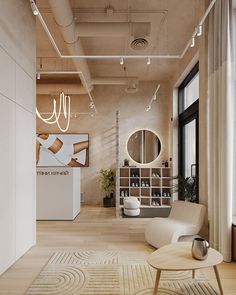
[178,63,199,202]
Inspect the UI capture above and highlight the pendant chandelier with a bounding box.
[36,92,71,132]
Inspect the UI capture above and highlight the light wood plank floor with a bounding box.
[0,205,235,294]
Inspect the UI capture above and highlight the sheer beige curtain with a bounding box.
[207,0,235,262]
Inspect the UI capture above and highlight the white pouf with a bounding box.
[124,197,140,216]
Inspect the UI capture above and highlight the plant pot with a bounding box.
[124,159,129,166]
[103,196,112,207]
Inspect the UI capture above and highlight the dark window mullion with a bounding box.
[178,63,199,203]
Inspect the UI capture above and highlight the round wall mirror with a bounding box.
[127,130,161,164]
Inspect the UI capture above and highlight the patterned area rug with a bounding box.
[25,250,219,295]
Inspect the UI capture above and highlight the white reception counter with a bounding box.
[36,167,81,220]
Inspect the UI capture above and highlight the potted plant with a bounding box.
[124,158,129,166]
[98,168,115,207]
[172,175,198,202]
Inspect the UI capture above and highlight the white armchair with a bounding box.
[145,200,206,248]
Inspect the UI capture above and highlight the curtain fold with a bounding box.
[207,0,235,262]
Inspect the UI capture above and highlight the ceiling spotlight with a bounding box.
[36,72,40,80]
[197,25,202,37]
[146,105,151,112]
[190,36,195,48]
[120,57,124,65]
[147,57,151,65]
[30,1,39,16]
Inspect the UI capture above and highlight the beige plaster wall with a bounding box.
[171,0,209,238]
[37,81,172,205]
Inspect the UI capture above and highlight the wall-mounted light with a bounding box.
[146,105,151,112]
[197,25,203,37]
[30,0,39,15]
[120,57,124,65]
[146,84,160,113]
[147,57,151,65]
[190,36,195,48]
[36,72,41,80]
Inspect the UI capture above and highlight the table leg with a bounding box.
[192,269,195,279]
[153,269,161,295]
[213,265,224,295]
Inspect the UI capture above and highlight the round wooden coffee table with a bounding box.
[147,242,224,295]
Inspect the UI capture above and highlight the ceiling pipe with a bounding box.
[37,77,139,95]
[37,84,87,95]
[75,22,150,37]
[47,0,93,91]
[91,77,138,85]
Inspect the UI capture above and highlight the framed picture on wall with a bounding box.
[36,133,89,167]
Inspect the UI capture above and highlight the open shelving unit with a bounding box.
[119,167,173,208]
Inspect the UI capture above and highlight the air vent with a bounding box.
[130,38,148,50]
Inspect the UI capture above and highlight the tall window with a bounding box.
[178,63,199,201]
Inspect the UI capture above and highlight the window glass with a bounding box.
[184,119,196,178]
[184,73,199,110]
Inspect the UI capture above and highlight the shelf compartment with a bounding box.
[151,188,161,198]
[130,168,140,178]
[162,178,172,187]
[141,198,151,206]
[120,188,129,197]
[130,179,140,187]
[141,168,150,177]
[141,187,151,196]
[151,178,162,187]
[130,188,140,197]
[120,178,129,187]
[162,167,172,177]
[162,188,172,198]
[120,168,129,177]
[151,168,162,177]
[140,178,150,188]
[162,198,171,206]
[151,197,161,207]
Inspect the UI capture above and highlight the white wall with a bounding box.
[0,0,36,274]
